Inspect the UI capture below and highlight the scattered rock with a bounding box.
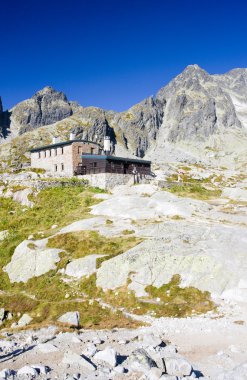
[82,343,97,357]
[0,369,13,379]
[94,347,117,367]
[163,357,192,377]
[139,333,163,348]
[0,308,5,322]
[128,348,158,372]
[17,313,32,327]
[114,365,125,374]
[0,230,9,241]
[31,364,51,374]
[58,311,80,327]
[147,367,163,379]
[36,342,59,353]
[17,365,38,376]
[62,351,96,371]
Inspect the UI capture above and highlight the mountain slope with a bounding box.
[1,65,247,167]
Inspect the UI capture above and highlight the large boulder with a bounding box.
[65,255,106,278]
[17,313,32,327]
[4,239,62,283]
[58,311,80,327]
[93,347,117,367]
[128,348,157,372]
[163,356,192,377]
[62,351,96,371]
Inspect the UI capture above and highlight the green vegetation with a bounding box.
[47,230,142,263]
[105,219,113,225]
[78,274,215,318]
[121,229,135,235]
[0,293,142,330]
[170,215,185,220]
[0,183,215,330]
[166,182,222,200]
[0,185,103,288]
[0,186,144,329]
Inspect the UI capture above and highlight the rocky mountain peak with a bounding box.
[176,64,209,82]
[32,86,69,103]
[10,86,73,134]
[183,63,206,72]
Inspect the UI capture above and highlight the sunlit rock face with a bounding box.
[1,65,247,164]
[10,86,73,135]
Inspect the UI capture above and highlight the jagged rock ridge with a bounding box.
[1,65,247,164]
[10,86,74,135]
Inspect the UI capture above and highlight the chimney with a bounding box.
[104,136,111,154]
[69,132,76,141]
[52,136,59,144]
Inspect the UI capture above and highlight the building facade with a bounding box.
[30,139,151,178]
[75,154,151,176]
[30,140,101,176]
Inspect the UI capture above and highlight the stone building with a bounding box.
[30,137,101,177]
[30,136,152,186]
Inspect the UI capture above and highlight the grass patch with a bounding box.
[170,215,185,220]
[121,229,135,235]
[79,274,215,318]
[105,219,113,225]
[0,185,103,291]
[167,183,222,200]
[0,293,142,330]
[47,230,142,266]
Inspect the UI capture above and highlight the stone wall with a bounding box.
[80,173,134,190]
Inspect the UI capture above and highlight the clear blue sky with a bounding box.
[1,0,247,111]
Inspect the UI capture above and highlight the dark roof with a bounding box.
[81,154,151,164]
[30,139,100,153]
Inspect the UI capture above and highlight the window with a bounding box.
[91,147,94,154]
[38,152,41,158]
[90,162,97,173]
[54,149,57,156]
[44,151,46,158]
[61,163,64,171]
[61,147,64,155]
[54,164,58,172]
[49,150,52,157]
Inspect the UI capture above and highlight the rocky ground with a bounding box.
[0,301,247,379]
[0,163,246,379]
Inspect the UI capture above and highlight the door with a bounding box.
[124,163,129,174]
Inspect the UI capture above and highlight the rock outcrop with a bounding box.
[4,239,62,283]
[10,86,73,135]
